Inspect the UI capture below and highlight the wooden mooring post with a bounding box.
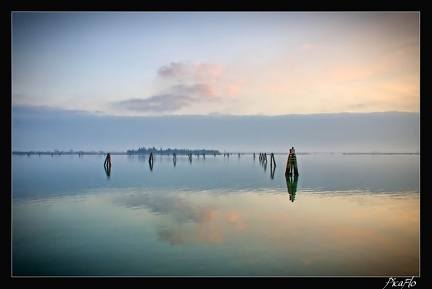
[104,153,112,167]
[285,147,299,176]
[270,153,276,167]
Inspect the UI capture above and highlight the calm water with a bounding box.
[11,153,420,277]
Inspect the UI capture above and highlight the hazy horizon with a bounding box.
[11,106,420,154]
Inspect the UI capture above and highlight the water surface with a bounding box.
[11,153,420,277]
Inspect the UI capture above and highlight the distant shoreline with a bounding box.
[11,151,420,156]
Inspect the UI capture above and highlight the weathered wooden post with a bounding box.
[285,147,299,176]
[270,153,276,167]
[104,153,112,167]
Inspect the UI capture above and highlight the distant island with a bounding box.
[126,147,220,156]
[12,147,221,156]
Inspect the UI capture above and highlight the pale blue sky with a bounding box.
[12,11,420,116]
[11,11,421,152]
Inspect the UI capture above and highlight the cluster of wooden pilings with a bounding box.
[102,149,299,179]
[143,152,215,168]
[258,153,268,176]
[257,153,276,166]
[101,150,299,201]
[256,152,277,179]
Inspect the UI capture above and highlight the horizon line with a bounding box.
[12,151,420,155]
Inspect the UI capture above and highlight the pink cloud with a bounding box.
[117,61,245,113]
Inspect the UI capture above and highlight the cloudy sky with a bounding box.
[12,11,420,117]
[11,11,421,153]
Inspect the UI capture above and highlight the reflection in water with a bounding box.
[104,153,112,168]
[259,153,267,172]
[104,153,112,179]
[286,174,299,202]
[149,152,154,171]
[13,186,419,276]
[11,154,420,276]
[270,162,276,179]
[270,153,276,179]
[104,165,111,179]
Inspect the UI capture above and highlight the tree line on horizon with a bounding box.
[126,147,220,155]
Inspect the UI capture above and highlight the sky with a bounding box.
[10,11,421,153]
[12,11,420,117]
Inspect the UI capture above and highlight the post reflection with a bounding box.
[104,164,111,179]
[270,163,276,179]
[270,153,276,179]
[103,153,111,179]
[286,174,299,202]
[149,153,154,171]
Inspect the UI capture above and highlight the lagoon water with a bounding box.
[11,153,420,277]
